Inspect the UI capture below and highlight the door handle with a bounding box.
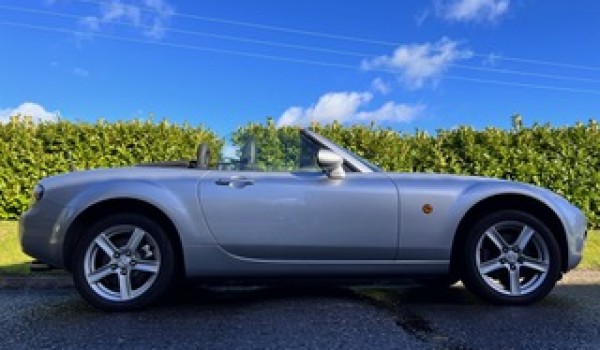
[215,177,254,188]
[215,178,232,186]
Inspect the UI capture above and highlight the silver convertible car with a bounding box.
[20,129,587,310]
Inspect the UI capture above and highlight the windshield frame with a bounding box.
[301,129,382,173]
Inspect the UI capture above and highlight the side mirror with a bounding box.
[317,149,345,179]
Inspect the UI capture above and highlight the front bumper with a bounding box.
[19,200,72,269]
[562,203,587,271]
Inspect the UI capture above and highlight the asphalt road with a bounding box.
[0,272,599,350]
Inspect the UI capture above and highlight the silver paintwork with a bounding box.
[199,171,397,261]
[19,129,587,282]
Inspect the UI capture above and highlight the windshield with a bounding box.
[341,147,382,172]
[303,130,382,173]
[214,128,382,173]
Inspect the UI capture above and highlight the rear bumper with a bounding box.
[19,201,72,269]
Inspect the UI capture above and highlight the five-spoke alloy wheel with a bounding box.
[462,210,561,305]
[73,214,175,311]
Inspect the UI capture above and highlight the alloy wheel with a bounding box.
[83,225,161,302]
[475,220,550,296]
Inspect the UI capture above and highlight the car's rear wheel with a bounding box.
[72,213,175,311]
[461,210,561,305]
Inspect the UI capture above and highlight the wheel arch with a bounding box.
[62,198,185,278]
[450,193,568,275]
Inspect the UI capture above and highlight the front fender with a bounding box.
[448,181,569,229]
[447,181,586,269]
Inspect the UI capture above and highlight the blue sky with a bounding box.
[0,0,599,136]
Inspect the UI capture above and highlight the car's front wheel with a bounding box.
[461,210,561,305]
[72,213,175,311]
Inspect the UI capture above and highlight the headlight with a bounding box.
[32,184,45,202]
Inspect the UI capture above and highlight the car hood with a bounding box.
[386,172,500,182]
[385,171,574,210]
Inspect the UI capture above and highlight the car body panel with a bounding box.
[21,168,216,270]
[199,171,398,260]
[183,244,449,277]
[388,172,586,269]
[388,173,493,261]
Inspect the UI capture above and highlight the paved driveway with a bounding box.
[0,272,598,349]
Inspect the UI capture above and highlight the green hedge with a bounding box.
[0,116,222,219]
[233,117,600,227]
[1,115,599,227]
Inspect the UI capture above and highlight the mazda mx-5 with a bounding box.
[20,129,587,310]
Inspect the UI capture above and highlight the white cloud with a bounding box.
[361,37,473,89]
[277,91,424,127]
[0,102,59,123]
[278,91,372,126]
[355,102,425,123]
[371,78,391,94]
[436,0,509,23]
[77,0,174,39]
[103,1,141,24]
[73,67,90,78]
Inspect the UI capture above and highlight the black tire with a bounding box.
[72,213,175,311]
[461,210,561,305]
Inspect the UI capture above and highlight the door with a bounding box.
[198,131,398,260]
[200,171,397,260]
